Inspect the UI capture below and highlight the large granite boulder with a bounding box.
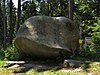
[15,16,79,58]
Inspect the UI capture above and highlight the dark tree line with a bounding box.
[0,0,100,49]
[0,0,74,49]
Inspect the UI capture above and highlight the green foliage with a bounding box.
[75,19,100,59]
[73,0,100,60]
[74,0,100,38]
[76,32,100,60]
[91,19,100,59]
[77,46,94,59]
[75,46,99,61]
[21,1,37,23]
[73,19,100,60]
[38,0,49,15]
[0,60,5,67]
[0,49,5,60]
[92,32,100,47]
[0,45,23,60]
[92,19,100,32]
[4,46,20,60]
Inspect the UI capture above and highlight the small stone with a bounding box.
[63,59,83,68]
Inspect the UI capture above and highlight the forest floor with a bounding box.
[0,58,100,75]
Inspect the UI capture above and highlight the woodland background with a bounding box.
[0,0,100,60]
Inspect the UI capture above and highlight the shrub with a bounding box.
[78,19,100,59]
[91,32,100,60]
[0,45,26,60]
[92,32,100,49]
[4,46,21,60]
[0,49,5,60]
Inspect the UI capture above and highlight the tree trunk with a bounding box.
[9,0,13,45]
[47,0,50,16]
[69,0,73,20]
[0,1,2,48]
[3,0,6,49]
[16,0,21,32]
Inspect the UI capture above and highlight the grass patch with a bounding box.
[0,60,99,75]
[0,60,6,67]
[26,70,74,75]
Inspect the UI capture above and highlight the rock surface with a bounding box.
[15,16,79,58]
[63,59,83,68]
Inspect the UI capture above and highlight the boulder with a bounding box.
[15,16,79,58]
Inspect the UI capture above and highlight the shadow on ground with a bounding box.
[4,60,63,73]
[4,59,95,73]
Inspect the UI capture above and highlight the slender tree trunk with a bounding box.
[0,1,2,47]
[69,0,73,20]
[50,0,53,16]
[0,1,4,48]
[97,0,100,14]
[3,0,6,49]
[9,0,13,45]
[47,0,50,16]
[16,0,21,32]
